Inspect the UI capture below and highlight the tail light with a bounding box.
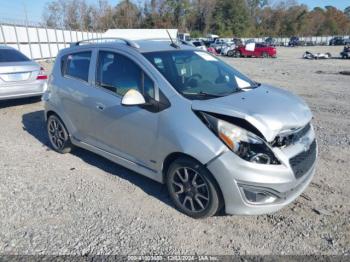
[36,67,48,80]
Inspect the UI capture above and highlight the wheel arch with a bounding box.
[46,110,59,120]
[46,110,71,136]
[162,152,225,211]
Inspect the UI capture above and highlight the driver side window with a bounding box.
[96,51,155,98]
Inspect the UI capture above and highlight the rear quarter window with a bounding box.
[0,49,30,62]
[62,51,91,82]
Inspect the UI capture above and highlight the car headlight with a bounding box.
[201,113,280,165]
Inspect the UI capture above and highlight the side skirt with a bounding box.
[71,136,163,183]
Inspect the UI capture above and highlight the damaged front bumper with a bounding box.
[206,126,317,215]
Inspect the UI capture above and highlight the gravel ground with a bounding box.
[0,46,349,255]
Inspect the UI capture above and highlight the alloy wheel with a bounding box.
[170,167,210,213]
[48,117,67,150]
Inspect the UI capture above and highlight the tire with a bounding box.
[227,50,234,57]
[262,52,269,58]
[47,114,73,154]
[166,157,222,219]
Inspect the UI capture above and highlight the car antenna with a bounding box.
[166,29,180,49]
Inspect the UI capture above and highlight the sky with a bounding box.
[0,0,349,24]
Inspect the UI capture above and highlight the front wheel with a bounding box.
[47,114,73,154]
[166,157,222,218]
[227,50,234,57]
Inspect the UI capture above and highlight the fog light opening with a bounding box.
[242,188,278,204]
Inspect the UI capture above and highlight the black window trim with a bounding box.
[62,50,92,84]
[94,49,158,100]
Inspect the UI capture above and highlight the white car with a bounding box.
[0,46,47,100]
[221,44,237,57]
[192,41,207,51]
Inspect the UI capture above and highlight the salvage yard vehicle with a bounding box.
[341,45,350,59]
[288,36,305,47]
[329,36,350,46]
[43,38,317,218]
[210,39,232,53]
[303,51,332,60]
[221,43,237,57]
[236,43,277,58]
[264,37,277,47]
[192,40,207,51]
[0,46,47,100]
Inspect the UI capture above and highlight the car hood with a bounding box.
[191,84,312,142]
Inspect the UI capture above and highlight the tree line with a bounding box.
[43,0,350,37]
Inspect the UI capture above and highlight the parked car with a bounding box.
[192,40,207,51]
[264,37,277,46]
[341,45,350,59]
[244,39,255,44]
[0,46,47,100]
[221,43,237,57]
[232,38,243,46]
[178,33,191,42]
[236,43,277,58]
[43,38,317,218]
[210,39,232,53]
[288,36,305,47]
[329,37,345,46]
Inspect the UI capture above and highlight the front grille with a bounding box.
[293,123,311,142]
[272,123,311,148]
[289,140,317,179]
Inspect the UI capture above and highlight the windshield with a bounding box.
[143,50,256,100]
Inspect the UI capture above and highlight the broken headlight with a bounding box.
[202,113,280,165]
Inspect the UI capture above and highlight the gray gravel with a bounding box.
[0,46,349,255]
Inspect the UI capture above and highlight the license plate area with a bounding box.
[0,72,31,82]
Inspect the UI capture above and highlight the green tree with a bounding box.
[113,0,141,28]
[212,0,250,36]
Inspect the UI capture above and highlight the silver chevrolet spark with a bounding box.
[43,38,317,218]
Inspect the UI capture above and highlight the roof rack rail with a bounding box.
[71,38,140,49]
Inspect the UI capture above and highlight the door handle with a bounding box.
[96,103,105,111]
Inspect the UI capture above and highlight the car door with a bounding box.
[58,50,96,143]
[87,49,161,170]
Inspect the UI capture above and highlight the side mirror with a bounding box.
[121,89,146,106]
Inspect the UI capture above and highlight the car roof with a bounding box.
[65,39,196,54]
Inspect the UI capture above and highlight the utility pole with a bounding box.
[22,1,29,26]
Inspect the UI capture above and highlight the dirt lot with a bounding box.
[0,46,349,255]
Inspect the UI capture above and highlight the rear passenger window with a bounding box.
[63,52,91,82]
[96,51,155,98]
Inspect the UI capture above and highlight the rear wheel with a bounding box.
[262,52,269,58]
[166,157,221,218]
[47,114,72,154]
